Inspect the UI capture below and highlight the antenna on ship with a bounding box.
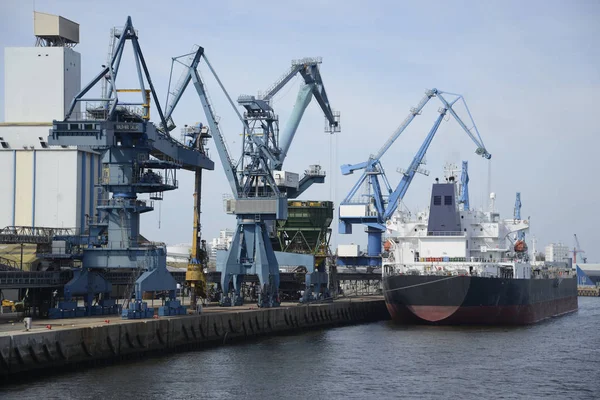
[486,159,492,210]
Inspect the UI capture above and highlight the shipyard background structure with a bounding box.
[0,12,99,232]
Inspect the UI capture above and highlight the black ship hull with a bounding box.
[383,274,578,325]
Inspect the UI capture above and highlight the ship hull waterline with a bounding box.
[383,274,578,325]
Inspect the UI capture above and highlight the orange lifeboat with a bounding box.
[514,240,528,253]
[383,240,393,252]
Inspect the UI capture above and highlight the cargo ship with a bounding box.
[382,165,577,325]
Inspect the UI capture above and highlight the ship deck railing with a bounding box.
[426,231,463,236]
[411,257,522,263]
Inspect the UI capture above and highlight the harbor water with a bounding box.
[1,297,598,400]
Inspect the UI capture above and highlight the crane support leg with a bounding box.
[219,219,280,308]
[59,269,113,317]
[219,270,244,307]
[301,258,330,303]
[367,228,383,266]
[254,223,280,307]
[220,226,244,306]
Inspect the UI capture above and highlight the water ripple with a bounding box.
[1,298,598,400]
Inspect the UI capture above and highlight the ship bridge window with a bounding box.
[433,196,442,205]
[444,196,452,205]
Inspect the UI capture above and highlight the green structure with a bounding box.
[272,200,334,269]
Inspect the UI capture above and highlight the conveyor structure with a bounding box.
[46,17,213,318]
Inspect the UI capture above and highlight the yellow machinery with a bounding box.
[186,167,208,309]
[2,299,15,311]
[184,124,211,309]
[115,89,151,120]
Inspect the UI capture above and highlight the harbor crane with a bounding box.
[459,161,470,210]
[573,234,587,264]
[338,89,491,266]
[48,17,213,318]
[513,192,529,254]
[164,48,339,307]
[514,193,525,241]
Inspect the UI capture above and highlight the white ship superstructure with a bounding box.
[383,165,533,279]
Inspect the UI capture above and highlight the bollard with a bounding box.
[24,317,32,331]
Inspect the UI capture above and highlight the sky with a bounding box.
[1,0,599,261]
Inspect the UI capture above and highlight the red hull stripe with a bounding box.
[386,296,578,325]
[406,305,461,322]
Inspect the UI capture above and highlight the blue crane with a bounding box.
[48,17,213,318]
[573,234,587,264]
[459,161,470,211]
[514,193,525,241]
[339,89,491,266]
[165,48,339,307]
[236,57,340,200]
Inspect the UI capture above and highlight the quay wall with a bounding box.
[0,298,388,379]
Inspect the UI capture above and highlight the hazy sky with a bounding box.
[1,0,598,261]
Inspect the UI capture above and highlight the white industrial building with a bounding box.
[0,12,100,231]
[545,242,570,263]
[210,229,234,261]
[166,244,191,264]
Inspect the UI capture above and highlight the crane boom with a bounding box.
[261,62,304,101]
[383,108,447,221]
[437,92,491,159]
[163,47,203,127]
[191,70,239,195]
[279,84,315,165]
[573,234,587,264]
[299,63,339,130]
[342,89,437,176]
[459,161,470,210]
[250,58,340,168]
[372,89,437,164]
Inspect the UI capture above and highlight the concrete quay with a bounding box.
[0,296,388,379]
[577,286,600,297]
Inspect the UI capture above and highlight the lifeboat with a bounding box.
[514,240,528,253]
[383,240,393,252]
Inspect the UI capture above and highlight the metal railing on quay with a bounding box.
[96,198,154,209]
[0,271,69,288]
[0,226,79,244]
